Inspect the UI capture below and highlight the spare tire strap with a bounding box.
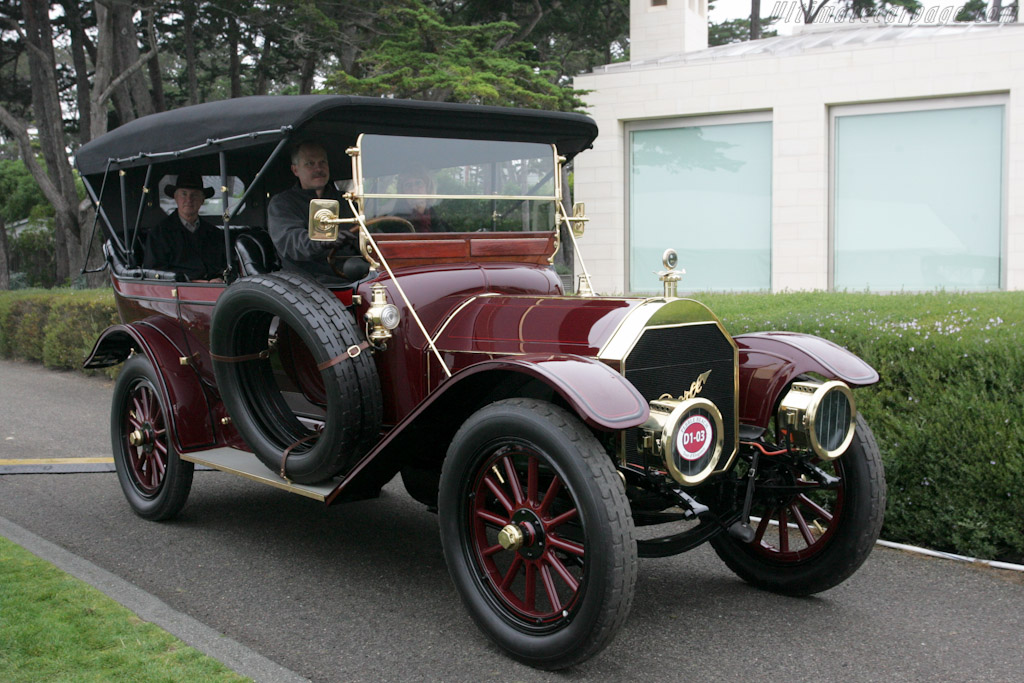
[317,341,371,371]
[280,428,322,481]
[210,348,271,363]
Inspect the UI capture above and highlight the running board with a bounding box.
[180,448,341,502]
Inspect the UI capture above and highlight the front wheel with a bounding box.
[438,399,637,670]
[710,414,886,595]
[111,354,194,521]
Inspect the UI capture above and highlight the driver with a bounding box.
[268,140,358,282]
[393,166,449,233]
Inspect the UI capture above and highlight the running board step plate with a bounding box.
[180,448,340,502]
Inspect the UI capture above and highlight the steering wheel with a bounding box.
[365,215,415,234]
[326,216,415,277]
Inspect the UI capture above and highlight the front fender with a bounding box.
[327,354,648,504]
[84,321,227,452]
[735,331,879,429]
[474,355,650,429]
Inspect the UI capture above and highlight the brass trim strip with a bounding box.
[430,293,501,345]
[360,193,558,201]
[180,448,337,502]
[595,299,671,362]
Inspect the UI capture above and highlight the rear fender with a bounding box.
[735,331,879,429]
[84,321,225,451]
[328,354,649,503]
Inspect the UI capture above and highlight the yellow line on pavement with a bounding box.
[0,457,114,466]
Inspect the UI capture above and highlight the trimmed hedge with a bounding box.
[0,288,119,375]
[0,288,1021,561]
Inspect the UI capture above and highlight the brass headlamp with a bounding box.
[777,380,856,460]
[365,282,401,346]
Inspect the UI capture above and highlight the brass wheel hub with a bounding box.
[498,524,524,551]
[497,509,546,559]
[128,424,154,450]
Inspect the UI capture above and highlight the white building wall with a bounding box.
[574,26,1024,294]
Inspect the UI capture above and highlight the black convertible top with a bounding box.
[75,95,598,175]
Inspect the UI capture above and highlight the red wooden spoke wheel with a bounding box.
[469,445,586,623]
[111,355,193,521]
[439,399,636,670]
[746,457,846,563]
[123,379,169,496]
[710,414,885,596]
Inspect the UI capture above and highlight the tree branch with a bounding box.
[0,104,68,213]
[95,17,160,109]
[13,21,55,67]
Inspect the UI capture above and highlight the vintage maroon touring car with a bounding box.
[76,96,885,669]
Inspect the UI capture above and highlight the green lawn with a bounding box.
[0,535,250,683]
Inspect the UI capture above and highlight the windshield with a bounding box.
[357,135,559,233]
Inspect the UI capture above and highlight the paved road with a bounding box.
[2,359,1023,682]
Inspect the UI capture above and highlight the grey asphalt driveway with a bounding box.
[1,359,1022,682]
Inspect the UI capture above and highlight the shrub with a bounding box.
[1,290,54,362]
[41,290,120,371]
[8,272,30,290]
[9,224,57,288]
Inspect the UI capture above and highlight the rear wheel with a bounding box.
[111,355,194,521]
[710,414,885,595]
[438,399,636,670]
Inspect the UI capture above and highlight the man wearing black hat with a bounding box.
[143,170,226,282]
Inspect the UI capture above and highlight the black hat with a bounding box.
[164,170,214,199]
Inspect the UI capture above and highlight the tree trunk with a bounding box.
[338,23,361,75]
[299,55,316,95]
[21,0,81,284]
[147,51,167,112]
[254,38,273,96]
[91,0,163,139]
[751,0,762,40]
[112,4,155,119]
[184,0,199,104]
[0,214,9,290]
[62,0,93,146]
[228,13,243,98]
[91,0,116,140]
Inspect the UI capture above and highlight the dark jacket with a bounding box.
[267,184,358,281]
[142,211,226,281]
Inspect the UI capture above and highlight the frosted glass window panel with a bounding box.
[834,105,1003,291]
[629,122,772,292]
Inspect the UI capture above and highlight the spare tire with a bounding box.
[211,272,383,483]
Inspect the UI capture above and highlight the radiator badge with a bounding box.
[659,370,712,402]
[681,370,712,400]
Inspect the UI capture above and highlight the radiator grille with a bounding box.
[623,324,736,470]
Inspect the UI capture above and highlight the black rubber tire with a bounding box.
[211,272,382,484]
[710,414,886,596]
[111,354,194,521]
[438,398,637,670]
